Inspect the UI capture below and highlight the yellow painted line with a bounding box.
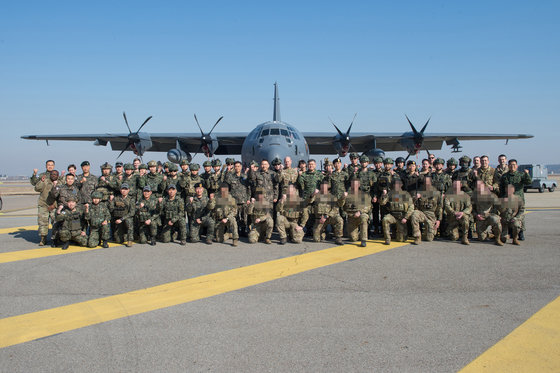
[0,225,39,235]
[0,240,408,348]
[0,242,123,264]
[459,295,560,372]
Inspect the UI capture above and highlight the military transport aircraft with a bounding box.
[22,83,533,165]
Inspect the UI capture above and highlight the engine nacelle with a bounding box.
[167,149,192,164]
[333,135,350,157]
[363,148,386,161]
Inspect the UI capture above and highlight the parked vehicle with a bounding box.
[518,164,557,193]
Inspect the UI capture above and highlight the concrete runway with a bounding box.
[0,192,558,372]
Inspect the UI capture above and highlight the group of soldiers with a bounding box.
[30,152,531,250]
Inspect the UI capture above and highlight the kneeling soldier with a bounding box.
[444,180,472,245]
[380,179,414,245]
[410,176,443,245]
[499,184,525,245]
[215,183,239,246]
[247,187,274,244]
[86,191,111,248]
[276,184,308,244]
[162,184,187,245]
[109,183,136,247]
[136,185,161,245]
[343,179,372,247]
[310,181,343,245]
[472,180,503,245]
[187,182,215,244]
[56,195,87,250]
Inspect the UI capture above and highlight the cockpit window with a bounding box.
[261,129,269,137]
[270,128,280,136]
[291,131,300,140]
[280,129,289,137]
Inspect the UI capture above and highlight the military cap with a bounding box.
[80,161,90,167]
[212,159,222,167]
[91,191,103,199]
[101,162,112,170]
[115,161,123,167]
[254,187,265,194]
[180,159,190,166]
[167,184,177,190]
[203,160,212,167]
[272,157,282,166]
[349,152,359,159]
[373,156,383,164]
[163,162,170,169]
[124,163,134,170]
[383,157,394,164]
[139,163,148,170]
[193,182,203,189]
[190,163,200,171]
[333,158,341,163]
[407,160,416,166]
[359,155,370,163]
[459,155,471,163]
[225,157,234,165]
[250,160,259,167]
[120,183,129,189]
[447,157,458,166]
[147,160,158,167]
[143,185,152,192]
[433,158,445,165]
[168,164,178,172]
[67,195,78,202]
[323,157,331,166]
[395,157,405,164]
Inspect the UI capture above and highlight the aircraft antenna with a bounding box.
[273,82,281,122]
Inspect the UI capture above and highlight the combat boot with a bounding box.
[180,240,187,246]
[205,237,213,245]
[413,236,421,245]
[360,240,367,247]
[335,237,343,245]
[264,238,271,244]
[384,237,391,245]
[102,240,109,248]
[279,237,287,245]
[150,237,156,246]
[232,239,238,247]
[461,236,470,245]
[126,241,133,247]
[61,241,70,250]
[518,231,525,241]
[39,236,47,246]
[512,236,520,245]
[495,237,504,246]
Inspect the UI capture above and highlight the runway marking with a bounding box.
[0,240,408,349]
[0,242,123,264]
[460,295,560,372]
[0,225,40,235]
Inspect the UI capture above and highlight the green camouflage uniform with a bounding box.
[119,174,139,201]
[279,167,300,195]
[472,191,501,241]
[161,195,187,242]
[276,195,308,243]
[247,199,274,243]
[499,171,531,201]
[452,168,475,196]
[136,195,161,243]
[328,170,348,199]
[444,193,472,241]
[85,202,111,247]
[184,174,204,198]
[475,166,497,191]
[207,170,225,195]
[109,195,136,243]
[214,195,238,243]
[186,195,215,242]
[309,192,344,242]
[77,173,98,204]
[410,190,443,242]
[343,190,372,242]
[380,191,414,242]
[431,170,451,194]
[50,182,80,206]
[96,174,118,202]
[498,195,525,241]
[251,169,280,201]
[225,171,250,235]
[34,177,56,238]
[144,172,164,198]
[56,205,87,246]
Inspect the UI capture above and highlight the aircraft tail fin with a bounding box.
[273,82,281,122]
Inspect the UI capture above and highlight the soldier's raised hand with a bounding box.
[209,193,214,199]
[251,197,255,203]
[159,197,163,203]
[354,211,360,218]
[314,189,319,195]
[382,189,387,195]
[139,202,144,208]
[255,218,261,224]
[145,219,151,225]
[84,203,89,212]
[81,177,87,183]
[401,218,407,224]
[189,197,194,203]
[344,192,348,197]
[100,176,106,182]
[163,175,167,181]
[222,218,228,224]
[60,170,65,177]
[41,175,46,182]
[102,220,107,225]
[33,168,38,175]
[196,218,202,224]
[109,194,114,201]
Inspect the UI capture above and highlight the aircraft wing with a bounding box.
[302,132,534,153]
[21,133,249,155]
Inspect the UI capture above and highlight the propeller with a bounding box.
[192,114,223,158]
[405,114,431,151]
[118,112,152,158]
[330,113,357,156]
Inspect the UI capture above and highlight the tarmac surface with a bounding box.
[0,190,558,372]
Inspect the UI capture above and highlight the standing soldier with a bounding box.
[96,162,118,203]
[472,156,481,173]
[402,160,420,194]
[183,163,203,199]
[145,160,165,198]
[225,161,251,237]
[499,159,531,241]
[444,180,472,245]
[309,181,344,245]
[380,179,414,245]
[161,184,187,245]
[342,179,372,247]
[56,195,87,250]
[493,154,509,191]
[223,158,235,179]
[50,173,80,206]
[276,184,308,244]
[136,185,161,246]
[279,156,299,195]
[394,157,406,180]
[200,160,213,189]
[445,158,458,176]
[251,159,280,203]
[30,159,56,186]
[328,158,348,199]
[410,176,443,245]
[419,159,432,177]
[297,158,324,199]
[207,159,224,194]
[161,163,182,198]
[453,156,475,195]
[77,161,97,205]
[498,184,525,245]
[247,187,274,244]
[109,183,136,247]
[474,155,497,192]
[85,191,111,248]
[187,183,215,244]
[119,164,139,201]
[431,158,451,194]
[346,153,360,180]
[472,180,503,245]
[214,183,239,246]
[136,163,149,200]
[34,169,59,246]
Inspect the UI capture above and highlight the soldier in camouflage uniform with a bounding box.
[498,184,525,245]
[135,163,149,200]
[410,176,443,244]
[207,159,225,194]
[251,159,280,203]
[279,156,299,195]
[276,184,308,244]
[401,160,421,194]
[96,162,118,203]
[328,158,348,199]
[499,159,531,241]
[453,156,476,196]
[342,179,372,247]
[445,158,458,176]
[200,160,213,189]
[493,154,509,194]
[394,157,406,180]
[444,180,472,245]
[56,195,87,250]
[136,185,161,245]
[223,158,235,179]
[109,183,136,247]
[297,158,324,199]
[225,161,251,237]
[77,161,97,205]
[161,184,187,244]
[50,173,80,206]
[472,180,503,246]
[214,184,239,246]
[431,158,451,194]
[247,188,274,244]
[186,182,215,244]
[346,152,360,180]
[183,163,203,198]
[85,191,111,248]
[474,155,497,192]
[160,163,182,198]
[119,164,139,201]
[145,160,165,198]
[380,179,414,245]
[30,159,56,187]
[34,169,59,245]
[309,181,344,245]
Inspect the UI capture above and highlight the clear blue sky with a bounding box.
[1,1,558,175]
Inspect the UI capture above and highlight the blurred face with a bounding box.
[481,157,489,169]
[220,186,228,196]
[393,180,402,191]
[284,157,292,168]
[320,182,329,194]
[287,184,296,196]
[261,160,269,171]
[351,179,360,192]
[507,184,515,196]
[308,161,316,171]
[46,161,55,171]
[453,180,462,192]
[234,163,242,173]
[424,177,432,189]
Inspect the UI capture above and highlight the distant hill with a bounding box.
[546,164,560,174]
